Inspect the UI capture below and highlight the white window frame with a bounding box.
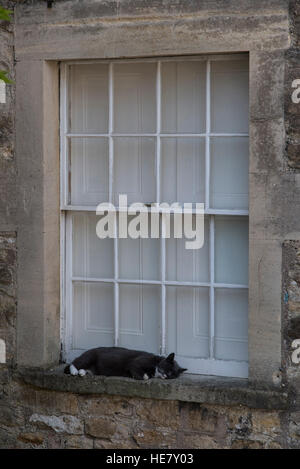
[60,54,249,378]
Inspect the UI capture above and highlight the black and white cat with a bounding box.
[64,346,187,380]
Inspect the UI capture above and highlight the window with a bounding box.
[60,55,249,378]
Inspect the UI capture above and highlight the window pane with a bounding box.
[215,216,248,285]
[119,284,160,354]
[161,61,206,133]
[211,59,249,133]
[161,138,205,204]
[72,213,114,279]
[210,137,248,210]
[119,214,160,281]
[166,215,209,282]
[166,286,209,358]
[73,282,114,349]
[113,137,156,205]
[70,138,109,205]
[114,62,156,133]
[214,288,248,361]
[69,64,109,133]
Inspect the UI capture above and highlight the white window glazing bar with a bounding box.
[65,214,73,354]
[209,215,215,359]
[114,217,119,347]
[71,277,248,289]
[156,60,167,356]
[66,132,248,138]
[205,59,211,212]
[108,62,114,204]
[161,216,167,356]
[60,63,69,206]
[156,61,161,204]
[108,62,120,347]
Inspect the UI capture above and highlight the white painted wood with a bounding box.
[161,60,206,134]
[113,137,156,205]
[166,286,210,359]
[215,216,249,285]
[205,59,211,211]
[209,215,215,358]
[70,137,109,205]
[69,63,109,133]
[210,137,249,210]
[214,288,248,362]
[166,215,210,283]
[61,56,249,376]
[113,62,156,133]
[211,58,249,134]
[118,283,160,353]
[109,62,114,204]
[66,132,249,138]
[161,215,166,356]
[160,138,205,205]
[156,61,161,204]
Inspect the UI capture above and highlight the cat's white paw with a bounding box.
[143,373,149,380]
[70,364,79,376]
[78,369,86,377]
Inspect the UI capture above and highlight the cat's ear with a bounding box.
[180,367,187,374]
[166,353,175,362]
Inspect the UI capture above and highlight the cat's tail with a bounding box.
[64,364,71,374]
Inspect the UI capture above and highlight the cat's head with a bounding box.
[157,353,187,379]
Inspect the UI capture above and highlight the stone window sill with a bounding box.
[15,365,289,411]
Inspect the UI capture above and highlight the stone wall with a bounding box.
[0,1,17,369]
[0,372,286,449]
[0,0,300,450]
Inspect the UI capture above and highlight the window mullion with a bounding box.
[209,215,215,359]
[109,62,119,347]
[108,62,114,204]
[205,59,211,212]
[161,217,166,356]
[156,60,166,356]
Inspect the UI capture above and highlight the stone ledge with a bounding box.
[15,366,289,411]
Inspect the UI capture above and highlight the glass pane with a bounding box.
[73,282,114,349]
[161,138,205,204]
[70,138,109,205]
[114,62,156,133]
[215,288,248,361]
[161,61,206,133]
[215,216,248,285]
[113,137,156,205]
[211,59,249,133]
[119,214,160,281]
[72,213,114,279]
[166,215,209,282]
[119,284,160,354]
[166,286,209,358]
[69,64,109,133]
[210,137,248,210]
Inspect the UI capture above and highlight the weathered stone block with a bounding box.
[133,427,177,448]
[135,399,180,429]
[29,413,83,435]
[85,416,117,439]
[64,435,94,449]
[17,432,44,446]
[80,394,133,417]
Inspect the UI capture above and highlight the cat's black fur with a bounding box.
[64,346,187,380]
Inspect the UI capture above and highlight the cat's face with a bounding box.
[157,353,187,379]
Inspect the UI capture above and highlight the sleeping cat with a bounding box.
[64,346,187,380]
